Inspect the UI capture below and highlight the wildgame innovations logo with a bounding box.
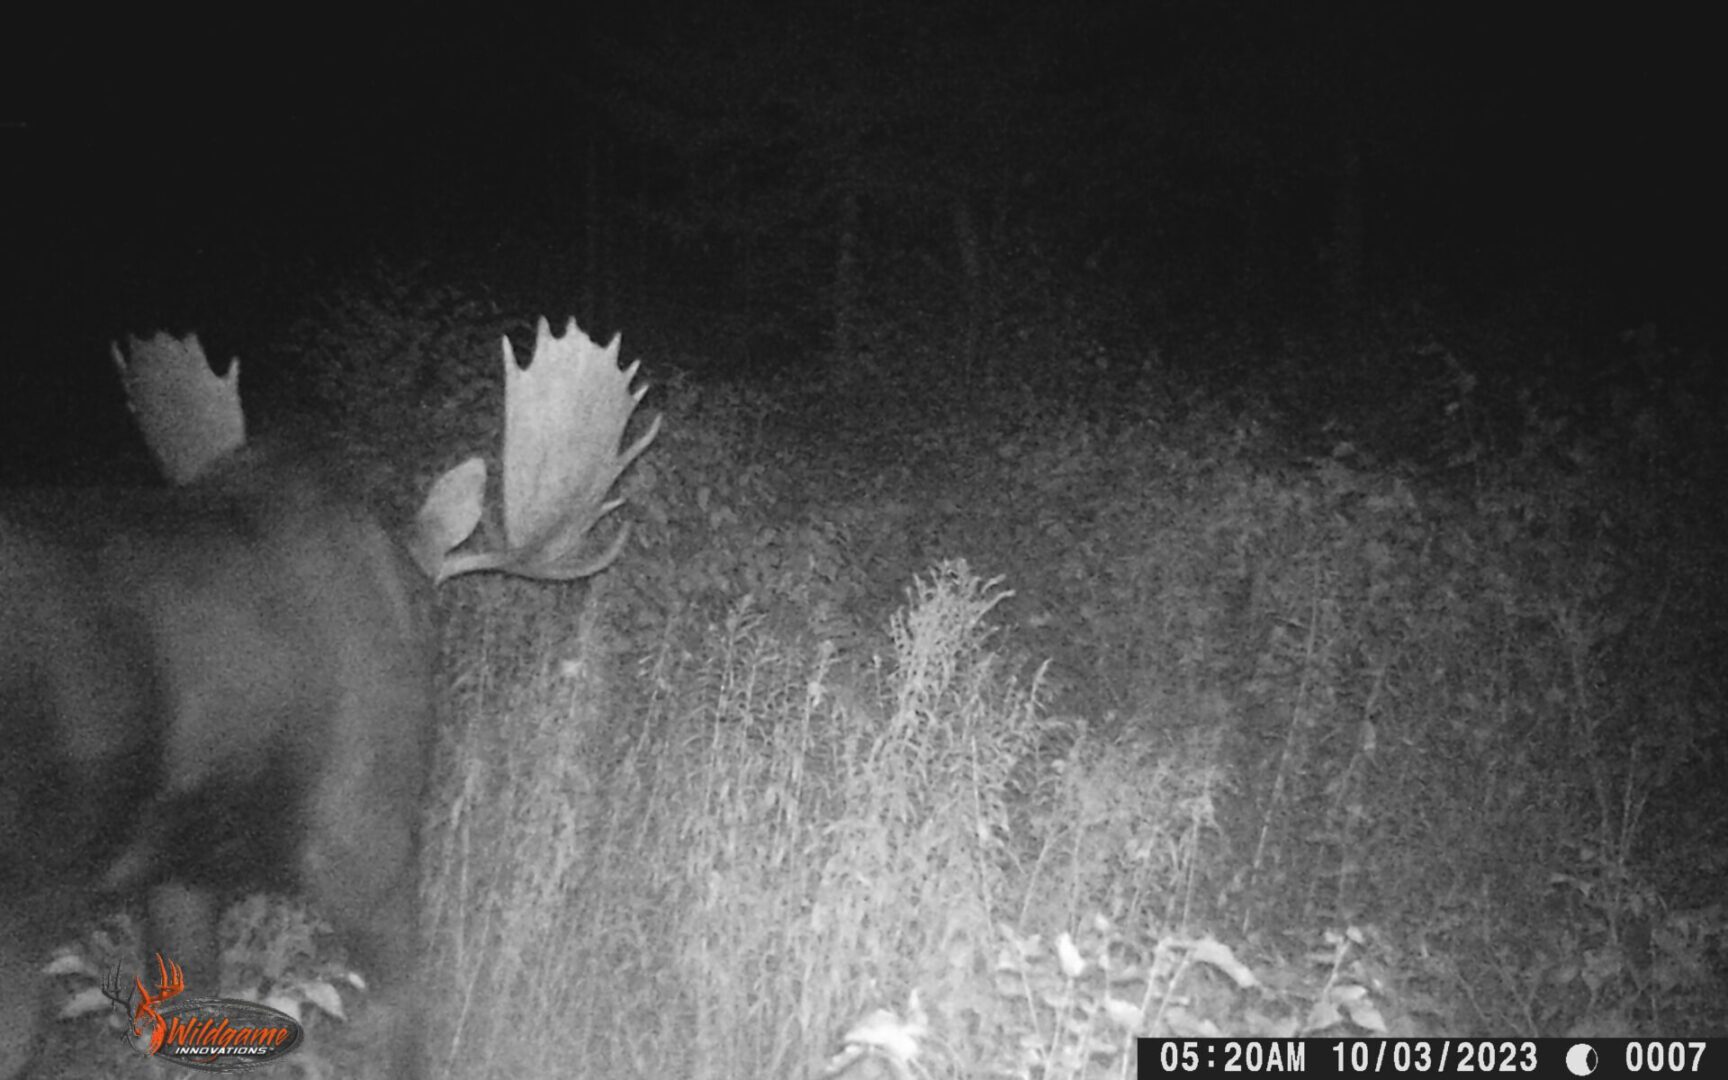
[103,954,304,1072]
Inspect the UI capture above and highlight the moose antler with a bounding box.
[110,333,245,485]
[412,317,660,582]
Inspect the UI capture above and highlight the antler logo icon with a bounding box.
[103,953,185,1056]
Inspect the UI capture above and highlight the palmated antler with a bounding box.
[413,317,661,582]
[110,333,245,485]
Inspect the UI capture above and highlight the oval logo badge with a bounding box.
[126,997,304,1073]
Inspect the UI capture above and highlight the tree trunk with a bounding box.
[1331,133,1365,322]
[954,196,984,380]
[830,185,862,377]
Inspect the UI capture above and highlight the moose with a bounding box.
[0,318,658,1077]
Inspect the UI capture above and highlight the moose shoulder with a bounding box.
[0,319,658,1079]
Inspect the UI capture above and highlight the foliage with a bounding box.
[73,258,1722,1076]
[336,264,1726,1071]
[37,900,363,1079]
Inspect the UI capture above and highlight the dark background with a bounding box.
[3,4,1722,464]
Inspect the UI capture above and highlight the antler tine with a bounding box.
[153,954,185,999]
[101,962,133,1011]
[496,317,660,579]
[420,317,660,583]
[111,333,245,485]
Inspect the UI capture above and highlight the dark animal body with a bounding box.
[0,323,657,1078]
[2,458,433,1072]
